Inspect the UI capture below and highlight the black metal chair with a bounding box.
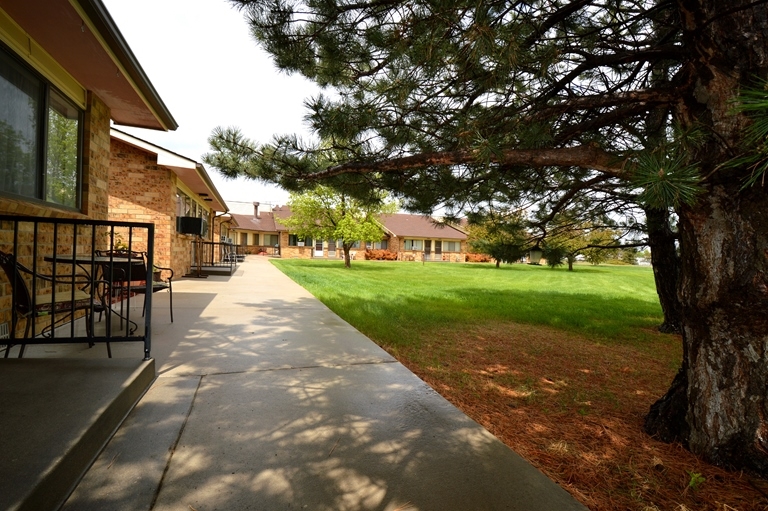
[96,250,174,323]
[0,251,98,358]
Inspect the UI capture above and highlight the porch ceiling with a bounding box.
[2,0,176,131]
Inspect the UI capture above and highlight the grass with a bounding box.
[272,259,665,349]
[271,259,768,510]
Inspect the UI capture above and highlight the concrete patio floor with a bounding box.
[12,256,587,510]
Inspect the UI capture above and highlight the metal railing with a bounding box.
[0,215,154,360]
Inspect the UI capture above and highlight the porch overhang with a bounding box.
[111,128,228,212]
[0,0,177,131]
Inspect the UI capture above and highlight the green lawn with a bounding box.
[271,259,664,350]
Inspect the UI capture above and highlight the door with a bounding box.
[424,239,432,260]
[314,239,324,257]
[434,240,442,261]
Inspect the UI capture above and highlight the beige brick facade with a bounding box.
[107,139,202,279]
[82,92,111,220]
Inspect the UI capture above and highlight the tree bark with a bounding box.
[675,183,768,472]
[645,207,682,334]
[645,0,768,474]
[342,243,353,268]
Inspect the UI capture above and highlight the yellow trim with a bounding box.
[67,0,169,130]
[0,7,86,108]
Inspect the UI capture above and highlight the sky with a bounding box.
[102,0,320,213]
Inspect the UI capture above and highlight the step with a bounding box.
[0,357,155,511]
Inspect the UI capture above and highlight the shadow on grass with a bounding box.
[276,259,393,270]
[323,287,664,349]
[455,263,619,274]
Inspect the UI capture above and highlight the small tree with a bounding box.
[282,186,397,268]
[466,209,528,268]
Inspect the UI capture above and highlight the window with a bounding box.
[404,239,423,251]
[265,234,279,246]
[0,47,82,208]
[444,241,461,252]
[288,235,312,246]
[240,233,248,245]
[373,240,388,250]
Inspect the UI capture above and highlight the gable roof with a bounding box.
[229,212,278,232]
[1,0,176,130]
[271,206,291,231]
[380,214,467,240]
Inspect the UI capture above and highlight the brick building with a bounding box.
[108,129,228,278]
[0,0,178,336]
[227,206,468,261]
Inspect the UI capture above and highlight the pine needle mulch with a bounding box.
[384,321,768,511]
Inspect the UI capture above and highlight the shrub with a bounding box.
[365,249,399,260]
[466,253,492,263]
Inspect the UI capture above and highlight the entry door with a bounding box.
[424,240,432,260]
[434,240,442,260]
[314,239,324,257]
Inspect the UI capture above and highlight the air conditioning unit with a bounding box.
[178,217,206,236]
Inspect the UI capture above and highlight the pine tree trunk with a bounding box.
[675,183,768,472]
[644,0,768,474]
[645,207,682,334]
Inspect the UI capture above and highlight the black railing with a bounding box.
[0,215,154,360]
[191,240,238,269]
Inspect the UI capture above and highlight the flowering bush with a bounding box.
[365,249,399,260]
[465,253,492,263]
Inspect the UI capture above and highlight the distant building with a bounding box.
[226,205,468,261]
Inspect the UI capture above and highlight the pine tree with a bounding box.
[204,0,768,475]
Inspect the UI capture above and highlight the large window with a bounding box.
[444,241,461,252]
[0,46,82,208]
[265,234,279,246]
[404,239,423,251]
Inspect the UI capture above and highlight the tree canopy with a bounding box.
[205,0,768,476]
[282,185,396,267]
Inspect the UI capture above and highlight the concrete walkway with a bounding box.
[63,257,586,511]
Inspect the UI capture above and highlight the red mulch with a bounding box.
[383,321,768,511]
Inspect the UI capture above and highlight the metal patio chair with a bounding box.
[0,251,99,358]
[96,250,174,323]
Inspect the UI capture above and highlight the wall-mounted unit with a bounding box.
[177,217,208,236]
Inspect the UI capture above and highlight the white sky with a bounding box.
[102,0,321,212]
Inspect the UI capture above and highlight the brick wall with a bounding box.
[278,232,313,259]
[107,138,185,278]
[82,92,111,220]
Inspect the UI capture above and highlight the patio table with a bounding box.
[44,254,144,336]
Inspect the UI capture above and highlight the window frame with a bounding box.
[404,239,423,251]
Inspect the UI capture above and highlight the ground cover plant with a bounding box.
[272,259,768,510]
